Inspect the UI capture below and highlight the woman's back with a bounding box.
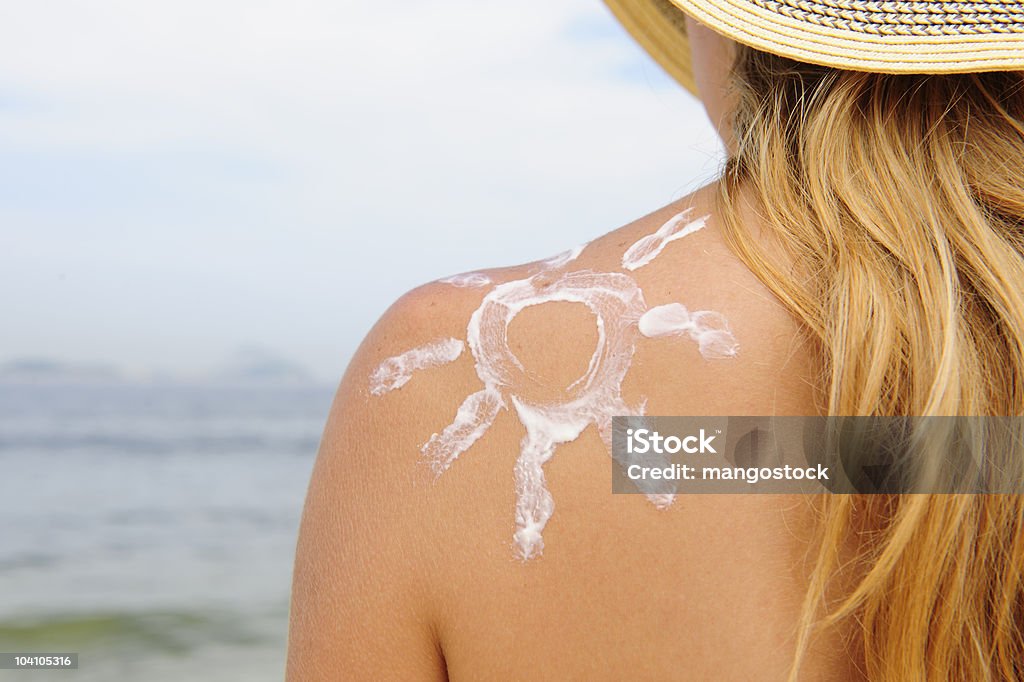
[287,182,866,680]
[290,1,1024,676]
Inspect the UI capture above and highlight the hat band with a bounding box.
[749,0,1024,36]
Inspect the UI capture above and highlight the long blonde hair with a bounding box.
[715,47,1024,679]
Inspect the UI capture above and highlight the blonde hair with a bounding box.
[715,48,1024,679]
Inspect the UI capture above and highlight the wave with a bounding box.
[0,608,283,655]
[0,432,320,456]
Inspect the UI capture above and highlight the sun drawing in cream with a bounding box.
[369,338,465,396]
[622,207,708,271]
[437,272,493,288]
[370,209,737,559]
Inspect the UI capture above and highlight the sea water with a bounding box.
[0,382,333,681]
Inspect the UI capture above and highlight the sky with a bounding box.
[0,0,724,383]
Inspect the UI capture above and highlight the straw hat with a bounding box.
[603,0,1024,94]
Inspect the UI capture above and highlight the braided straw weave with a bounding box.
[604,0,1024,94]
[752,0,1024,36]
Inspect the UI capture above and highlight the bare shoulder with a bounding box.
[586,182,824,416]
[286,282,486,681]
[289,181,839,681]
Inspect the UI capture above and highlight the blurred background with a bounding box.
[0,1,722,679]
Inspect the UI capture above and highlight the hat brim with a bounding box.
[606,0,1024,90]
[604,0,698,96]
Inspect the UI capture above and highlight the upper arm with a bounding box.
[286,284,471,682]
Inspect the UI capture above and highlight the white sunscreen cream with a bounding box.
[622,207,709,271]
[369,221,741,559]
[639,303,739,359]
[438,272,492,287]
[613,414,677,508]
[369,338,465,396]
[540,242,587,270]
[440,242,587,291]
[422,270,646,559]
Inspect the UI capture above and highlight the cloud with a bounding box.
[0,1,724,381]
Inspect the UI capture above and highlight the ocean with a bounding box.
[0,382,335,681]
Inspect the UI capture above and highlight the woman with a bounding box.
[288,0,1024,679]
